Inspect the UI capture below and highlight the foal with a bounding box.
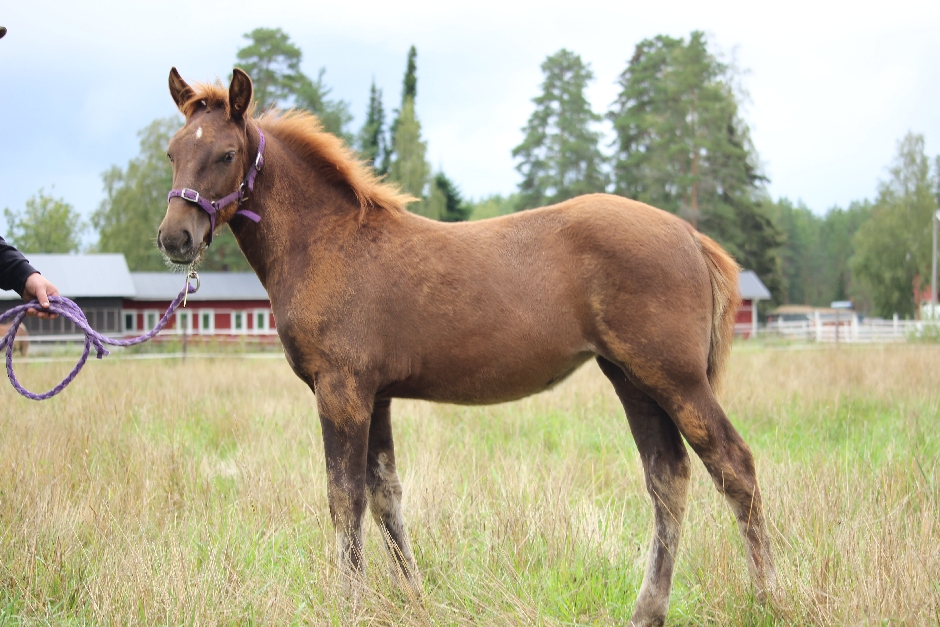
[157,68,775,626]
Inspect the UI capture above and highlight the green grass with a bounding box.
[0,345,938,625]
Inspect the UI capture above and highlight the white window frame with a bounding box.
[123,310,137,334]
[144,310,160,332]
[232,311,246,334]
[198,309,215,335]
[176,310,194,334]
[253,309,270,334]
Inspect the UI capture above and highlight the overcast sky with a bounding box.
[1,0,938,236]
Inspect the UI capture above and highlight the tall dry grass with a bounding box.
[0,345,937,625]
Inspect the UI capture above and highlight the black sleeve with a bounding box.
[0,236,38,296]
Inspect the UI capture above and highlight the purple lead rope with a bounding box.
[0,273,199,400]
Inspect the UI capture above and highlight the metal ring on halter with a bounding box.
[183,268,200,307]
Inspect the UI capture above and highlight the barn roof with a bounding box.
[0,253,135,300]
[130,272,268,301]
[738,270,771,300]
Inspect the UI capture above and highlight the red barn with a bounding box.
[736,270,771,338]
[124,272,276,338]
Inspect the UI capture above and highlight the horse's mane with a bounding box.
[181,82,414,222]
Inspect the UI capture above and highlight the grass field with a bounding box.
[1,344,938,625]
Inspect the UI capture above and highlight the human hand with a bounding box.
[22,272,59,319]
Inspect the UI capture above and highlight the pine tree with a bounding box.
[235,28,306,111]
[236,28,351,137]
[357,81,387,173]
[512,49,608,210]
[609,32,783,302]
[610,33,758,226]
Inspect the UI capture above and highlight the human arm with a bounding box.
[0,237,58,318]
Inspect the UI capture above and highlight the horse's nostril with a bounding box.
[182,230,193,249]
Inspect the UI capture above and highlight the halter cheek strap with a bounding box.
[167,128,265,245]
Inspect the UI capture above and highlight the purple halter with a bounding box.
[167,128,265,244]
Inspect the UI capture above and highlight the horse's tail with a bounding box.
[696,232,740,398]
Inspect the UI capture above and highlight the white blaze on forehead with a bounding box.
[196,127,203,139]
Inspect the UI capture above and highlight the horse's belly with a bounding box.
[389,349,596,405]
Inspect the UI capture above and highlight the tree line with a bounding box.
[5,29,938,319]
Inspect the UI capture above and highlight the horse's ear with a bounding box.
[229,68,253,120]
[169,67,193,110]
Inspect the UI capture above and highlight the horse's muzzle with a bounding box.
[157,227,200,265]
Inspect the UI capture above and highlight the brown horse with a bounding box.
[157,68,775,626]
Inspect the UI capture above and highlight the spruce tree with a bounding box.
[383,45,419,176]
[425,174,446,221]
[387,46,431,213]
[389,98,429,210]
[357,81,387,173]
[512,49,608,210]
[428,172,471,222]
[402,45,417,101]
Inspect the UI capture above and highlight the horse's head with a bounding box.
[158,67,256,265]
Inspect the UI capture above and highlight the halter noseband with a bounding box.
[167,128,265,245]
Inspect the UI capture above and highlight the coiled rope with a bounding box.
[0,272,199,400]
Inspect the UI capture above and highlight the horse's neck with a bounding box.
[228,135,361,293]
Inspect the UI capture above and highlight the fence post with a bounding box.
[893,313,899,339]
[815,310,823,342]
[751,298,759,339]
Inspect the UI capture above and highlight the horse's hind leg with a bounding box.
[657,376,776,601]
[366,398,419,591]
[597,357,691,627]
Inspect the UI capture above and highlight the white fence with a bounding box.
[742,315,940,343]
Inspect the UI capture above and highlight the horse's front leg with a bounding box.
[314,372,373,589]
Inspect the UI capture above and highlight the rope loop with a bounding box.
[0,272,199,400]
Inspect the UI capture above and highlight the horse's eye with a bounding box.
[223,151,236,163]
[166,152,172,162]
